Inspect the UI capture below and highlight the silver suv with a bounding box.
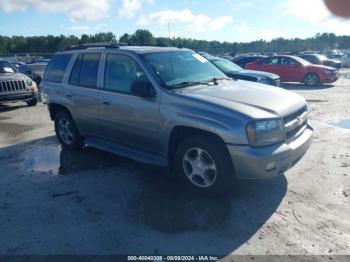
[41,44,313,194]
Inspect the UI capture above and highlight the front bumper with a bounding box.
[227,125,313,179]
[320,73,339,83]
[0,90,38,103]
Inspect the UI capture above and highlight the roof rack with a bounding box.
[63,42,125,51]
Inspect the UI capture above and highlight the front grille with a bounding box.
[0,80,27,93]
[283,106,308,142]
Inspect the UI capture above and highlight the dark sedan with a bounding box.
[209,57,281,86]
[298,54,341,69]
[232,55,267,69]
[18,62,48,86]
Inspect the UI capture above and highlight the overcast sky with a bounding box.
[0,0,349,42]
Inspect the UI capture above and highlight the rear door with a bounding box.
[98,52,162,153]
[65,52,102,136]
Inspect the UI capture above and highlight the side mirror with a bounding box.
[130,81,154,98]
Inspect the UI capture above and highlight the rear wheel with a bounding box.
[54,111,84,150]
[304,73,320,86]
[174,134,235,196]
[26,98,38,107]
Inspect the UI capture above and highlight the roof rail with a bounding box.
[63,42,125,51]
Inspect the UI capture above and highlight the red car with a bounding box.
[246,55,339,86]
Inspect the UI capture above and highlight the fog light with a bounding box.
[266,162,276,171]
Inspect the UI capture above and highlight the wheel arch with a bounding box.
[48,103,73,121]
[167,125,230,172]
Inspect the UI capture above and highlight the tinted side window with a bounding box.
[281,57,298,66]
[44,53,72,83]
[261,57,280,65]
[104,54,147,94]
[69,53,101,88]
[309,56,319,64]
[69,54,83,86]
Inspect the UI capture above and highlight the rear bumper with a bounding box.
[227,125,313,180]
[0,90,38,103]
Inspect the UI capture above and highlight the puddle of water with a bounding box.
[24,145,61,174]
[332,119,350,130]
[22,145,124,175]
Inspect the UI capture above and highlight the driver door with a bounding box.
[98,53,162,153]
[279,57,304,82]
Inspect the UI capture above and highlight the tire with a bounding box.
[304,73,320,86]
[174,134,235,196]
[26,98,38,107]
[54,111,84,150]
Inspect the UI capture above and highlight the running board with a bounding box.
[86,137,168,167]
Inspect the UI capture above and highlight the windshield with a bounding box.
[143,51,227,88]
[316,55,328,61]
[292,56,311,66]
[211,58,243,74]
[27,63,48,76]
[0,61,15,73]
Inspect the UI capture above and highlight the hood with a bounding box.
[231,69,280,79]
[176,80,306,119]
[325,59,341,64]
[0,72,29,81]
[307,64,336,71]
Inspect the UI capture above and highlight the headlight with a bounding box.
[31,81,38,90]
[257,78,271,85]
[323,70,333,75]
[246,119,284,147]
[25,79,33,86]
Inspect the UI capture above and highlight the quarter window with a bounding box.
[104,54,147,94]
[69,53,101,88]
[44,53,72,83]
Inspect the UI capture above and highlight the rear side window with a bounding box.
[69,53,101,88]
[261,57,280,65]
[44,53,72,83]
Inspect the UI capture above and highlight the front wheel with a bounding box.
[304,73,320,86]
[26,98,38,107]
[174,135,235,196]
[54,111,84,150]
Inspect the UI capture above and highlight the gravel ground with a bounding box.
[0,71,349,257]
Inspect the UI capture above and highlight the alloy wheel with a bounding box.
[58,118,74,145]
[182,147,217,188]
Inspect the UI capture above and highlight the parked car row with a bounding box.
[246,55,339,86]
[208,56,281,86]
[233,52,343,69]
[199,52,339,87]
[40,44,313,195]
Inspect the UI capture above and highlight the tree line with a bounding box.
[0,30,349,57]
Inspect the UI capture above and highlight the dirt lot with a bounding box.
[0,71,349,257]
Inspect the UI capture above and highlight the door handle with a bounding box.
[66,93,73,98]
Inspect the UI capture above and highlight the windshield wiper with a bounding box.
[208,77,232,82]
[168,77,231,90]
[168,81,212,89]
